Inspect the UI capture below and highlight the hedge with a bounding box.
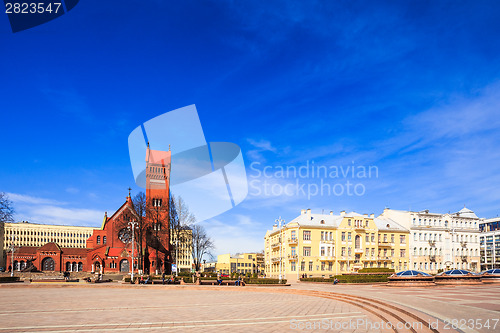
[357,268,395,273]
[246,278,287,284]
[300,274,388,283]
[0,276,20,283]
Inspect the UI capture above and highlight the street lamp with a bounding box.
[276,217,285,284]
[10,234,18,277]
[128,220,138,282]
[175,238,179,277]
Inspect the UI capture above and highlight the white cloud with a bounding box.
[8,192,103,227]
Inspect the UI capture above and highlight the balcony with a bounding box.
[319,256,335,261]
[271,242,281,249]
[288,237,298,245]
[428,240,436,247]
[321,239,335,244]
[354,225,365,231]
[271,257,281,263]
[460,241,467,248]
[354,248,364,254]
[461,255,468,263]
[378,256,391,261]
[353,263,363,269]
[429,255,436,262]
[378,241,392,247]
[287,254,298,260]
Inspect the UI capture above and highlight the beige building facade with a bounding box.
[2,221,98,268]
[379,207,481,273]
[171,228,194,272]
[216,253,259,275]
[264,209,410,281]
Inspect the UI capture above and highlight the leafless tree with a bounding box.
[169,194,196,265]
[131,192,147,271]
[191,224,214,272]
[0,192,14,223]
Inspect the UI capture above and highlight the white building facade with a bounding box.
[479,217,500,271]
[378,207,481,273]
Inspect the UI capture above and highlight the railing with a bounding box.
[321,239,335,244]
[461,255,468,262]
[428,240,436,247]
[429,255,436,262]
[319,256,335,261]
[378,256,391,261]
[271,242,280,249]
[354,248,364,253]
[460,241,467,248]
[378,241,392,247]
[271,257,280,263]
[287,254,298,260]
[287,238,298,244]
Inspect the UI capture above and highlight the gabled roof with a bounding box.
[374,217,408,231]
[38,242,61,252]
[456,206,478,219]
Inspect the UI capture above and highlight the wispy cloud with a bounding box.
[8,192,103,227]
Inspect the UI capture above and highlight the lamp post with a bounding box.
[276,217,285,284]
[175,237,179,277]
[10,234,18,277]
[450,228,456,269]
[128,220,138,282]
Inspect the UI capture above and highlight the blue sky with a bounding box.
[2,1,500,256]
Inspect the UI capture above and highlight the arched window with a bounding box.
[42,257,55,271]
[97,236,101,244]
[72,262,77,272]
[66,262,72,271]
[120,259,130,272]
[355,235,361,249]
[103,236,107,244]
[78,262,83,271]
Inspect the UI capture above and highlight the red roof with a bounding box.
[107,247,130,257]
[38,243,61,252]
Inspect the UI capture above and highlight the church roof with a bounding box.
[456,206,478,218]
[38,242,61,252]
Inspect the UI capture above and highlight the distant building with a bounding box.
[216,253,259,275]
[479,217,500,270]
[2,221,97,270]
[171,227,193,272]
[379,207,481,273]
[264,209,410,281]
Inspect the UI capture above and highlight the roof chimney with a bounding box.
[301,209,306,215]
[370,214,375,218]
[340,210,346,216]
[306,209,312,220]
[273,224,277,231]
[330,211,333,215]
[363,214,368,218]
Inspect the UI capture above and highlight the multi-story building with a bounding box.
[264,209,410,281]
[170,227,193,272]
[2,221,97,269]
[216,253,259,275]
[379,207,481,273]
[479,217,500,271]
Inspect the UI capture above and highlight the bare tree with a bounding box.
[0,192,14,223]
[131,192,147,272]
[191,224,214,272]
[169,194,196,267]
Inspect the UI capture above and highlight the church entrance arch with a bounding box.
[120,259,129,272]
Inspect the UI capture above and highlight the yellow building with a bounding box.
[2,221,98,268]
[170,228,194,272]
[264,209,410,281]
[216,253,259,275]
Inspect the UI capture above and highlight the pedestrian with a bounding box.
[162,272,166,285]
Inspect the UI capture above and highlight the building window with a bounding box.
[308,261,313,271]
[371,233,375,242]
[303,247,311,256]
[291,261,296,271]
[347,232,351,241]
[341,232,346,241]
[97,236,101,244]
[103,236,107,244]
[320,247,325,256]
[303,231,311,241]
[341,247,346,256]
[400,235,406,244]
[348,219,351,226]
[321,231,324,241]
[291,247,296,256]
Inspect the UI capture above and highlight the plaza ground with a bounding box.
[0,283,499,332]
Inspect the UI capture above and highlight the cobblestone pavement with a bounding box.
[0,283,498,333]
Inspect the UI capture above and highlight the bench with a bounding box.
[200,279,245,286]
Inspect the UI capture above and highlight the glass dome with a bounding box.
[395,270,432,277]
[482,268,500,275]
[441,269,476,276]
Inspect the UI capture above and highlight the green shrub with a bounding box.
[300,274,388,283]
[0,276,20,283]
[357,268,395,273]
[246,278,287,284]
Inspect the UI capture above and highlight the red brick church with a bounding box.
[7,145,172,275]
